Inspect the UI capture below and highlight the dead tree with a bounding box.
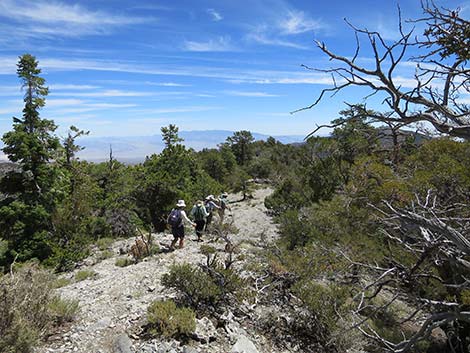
[297,2,470,141]
[349,192,470,352]
[129,227,153,262]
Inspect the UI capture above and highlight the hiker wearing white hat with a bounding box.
[204,195,220,232]
[167,199,195,250]
[190,200,209,242]
[218,192,231,223]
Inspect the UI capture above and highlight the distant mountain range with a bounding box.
[0,128,429,164]
[75,130,305,163]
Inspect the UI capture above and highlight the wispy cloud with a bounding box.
[53,89,154,97]
[226,91,279,97]
[0,55,334,85]
[184,36,235,52]
[46,102,137,115]
[49,84,100,90]
[207,8,223,22]
[134,106,221,114]
[46,98,84,107]
[0,106,21,115]
[145,82,191,87]
[247,28,308,49]
[0,0,148,38]
[245,6,323,49]
[244,76,335,85]
[279,10,323,35]
[0,85,20,96]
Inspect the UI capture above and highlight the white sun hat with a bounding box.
[176,200,186,207]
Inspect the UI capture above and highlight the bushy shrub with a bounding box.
[293,280,349,333]
[261,306,339,353]
[147,300,196,338]
[162,263,221,308]
[0,265,78,353]
[161,262,247,310]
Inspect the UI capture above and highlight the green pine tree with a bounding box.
[0,54,60,265]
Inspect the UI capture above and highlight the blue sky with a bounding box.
[0,0,466,139]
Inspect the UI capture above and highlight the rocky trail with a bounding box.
[38,188,281,353]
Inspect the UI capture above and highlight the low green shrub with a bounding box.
[293,280,349,333]
[98,250,114,261]
[52,277,72,288]
[161,262,247,310]
[149,243,160,256]
[96,237,114,250]
[147,300,196,338]
[74,269,96,282]
[48,297,80,325]
[115,257,134,267]
[162,263,221,308]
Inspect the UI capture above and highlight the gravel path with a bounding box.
[38,187,278,353]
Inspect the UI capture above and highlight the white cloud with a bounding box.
[279,10,323,35]
[134,106,221,114]
[244,6,323,49]
[0,0,147,37]
[0,85,20,96]
[0,57,17,74]
[53,89,154,97]
[0,55,334,85]
[49,84,100,90]
[152,82,190,87]
[247,30,308,49]
[0,106,21,115]
[184,36,235,52]
[249,76,335,85]
[86,103,137,108]
[46,98,84,107]
[207,8,223,22]
[226,91,279,97]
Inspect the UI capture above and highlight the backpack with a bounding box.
[168,209,182,227]
[194,206,205,221]
[220,198,227,210]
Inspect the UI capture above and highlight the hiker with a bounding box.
[218,192,231,223]
[204,195,220,231]
[167,200,196,250]
[190,200,209,242]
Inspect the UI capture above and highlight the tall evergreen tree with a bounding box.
[225,130,254,166]
[0,54,60,264]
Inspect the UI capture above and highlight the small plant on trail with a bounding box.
[98,250,114,261]
[48,297,80,325]
[146,300,196,339]
[52,277,71,288]
[210,220,244,269]
[115,257,134,267]
[74,269,96,282]
[96,237,114,250]
[200,245,217,267]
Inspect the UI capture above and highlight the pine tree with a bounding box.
[0,54,60,264]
